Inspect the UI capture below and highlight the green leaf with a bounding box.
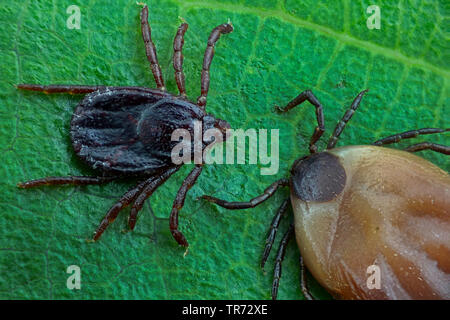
[0,0,448,299]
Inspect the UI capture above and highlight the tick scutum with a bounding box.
[70,87,207,176]
[290,152,346,202]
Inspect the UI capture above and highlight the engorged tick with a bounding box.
[201,89,450,300]
[16,4,233,247]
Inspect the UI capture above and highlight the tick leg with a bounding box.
[404,142,450,155]
[140,4,165,90]
[372,128,449,146]
[261,198,289,269]
[275,90,325,154]
[170,165,203,247]
[272,223,294,300]
[299,255,314,300]
[17,176,116,188]
[17,84,105,94]
[200,178,289,209]
[173,22,188,96]
[93,179,150,241]
[197,23,234,109]
[327,89,369,149]
[128,166,181,230]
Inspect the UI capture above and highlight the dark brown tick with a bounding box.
[202,89,450,300]
[17,5,233,247]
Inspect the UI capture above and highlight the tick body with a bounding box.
[202,89,450,299]
[291,145,449,299]
[17,5,233,247]
[70,87,218,175]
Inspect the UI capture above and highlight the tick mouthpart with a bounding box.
[215,118,231,134]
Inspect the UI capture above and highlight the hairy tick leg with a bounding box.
[200,178,289,209]
[173,22,189,96]
[17,176,116,188]
[272,223,294,300]
[373,128,449,146]
[140,4,165,90]
[261,198,290,269]
[93,179,150,241]
[170,165,203,247]
[299,255,315,300]
[17,84,106,94]
[327,89,369,149]
[197,23,233,109]
[129,167,181,230]
[275,90,325,154]
[404,142,450,155]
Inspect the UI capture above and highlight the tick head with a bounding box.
[202,115,231,145]
[214,118,231,143]
[214,118,231,134]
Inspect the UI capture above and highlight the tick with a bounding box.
[17,5,233,247]
[202,89,450,299]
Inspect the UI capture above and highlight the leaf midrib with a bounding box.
[181,1,450,79]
